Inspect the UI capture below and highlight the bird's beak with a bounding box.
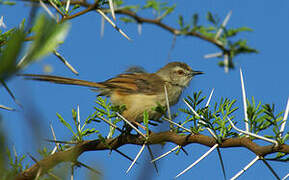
[191,70,204,76]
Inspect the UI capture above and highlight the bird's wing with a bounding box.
[100,73,165,95]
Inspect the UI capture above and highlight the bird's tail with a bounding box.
[18,74,105,88]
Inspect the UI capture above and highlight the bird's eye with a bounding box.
[177,70,184,75]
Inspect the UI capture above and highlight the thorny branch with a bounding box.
[15,131,289,180]
[19,0,227,51]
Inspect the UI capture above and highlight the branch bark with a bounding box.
[15,131,289,180]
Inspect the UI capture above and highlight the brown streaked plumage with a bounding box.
[19,62,203,125]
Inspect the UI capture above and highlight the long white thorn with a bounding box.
[77,105,81,133]
[215,10,232,39]
[65,0,70,12]
[206,88,215,107]
[50,123,60,152]
[116,112,146,138]
[126,144,146,173]
[230,156,259,180]
[175,144,219,179]
[97,9,131,40]
[53,49,79,75]
[100,15,105,37]
[138,23,142,35]
[50,146,58,155]
[227,117,278,145]
[240,68,249,133]
[39,0,56,19]
[96,114,122,132]
[280,97,289,137]
[0,16,7,28]
[108,0,116,21]
[151,145,179,163]
[183,99,218,139]
[224,54,229,73]
[282,172,289,180]
[204,52,222,59]
[164,85,172,120]
[163,118,192,133]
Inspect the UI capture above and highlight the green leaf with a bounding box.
[178,15,184,28]
[192,13,198,28]
[0,29,25,80]
[207,12,216,24]
[56,113,77,137]
[225,27,253,37]
[68,4,80,15]
[81,128,99,137]
[283,133,289,142]
[143,111,149,135]
[119,17,136,23]
[0,0,16,5]
[20,14,70,68]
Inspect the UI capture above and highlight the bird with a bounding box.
[19,62,203,129]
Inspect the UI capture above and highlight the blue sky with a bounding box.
[1,0,289,179]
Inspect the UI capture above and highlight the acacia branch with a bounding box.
[19,0,226,51]
[15,131,289,180]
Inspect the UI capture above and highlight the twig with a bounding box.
[0,104,15,111]
[63,2,98,21]
[115,9,225,50]
[175,144,219,179]
[48,0,64,16]
[53,50,79,75]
